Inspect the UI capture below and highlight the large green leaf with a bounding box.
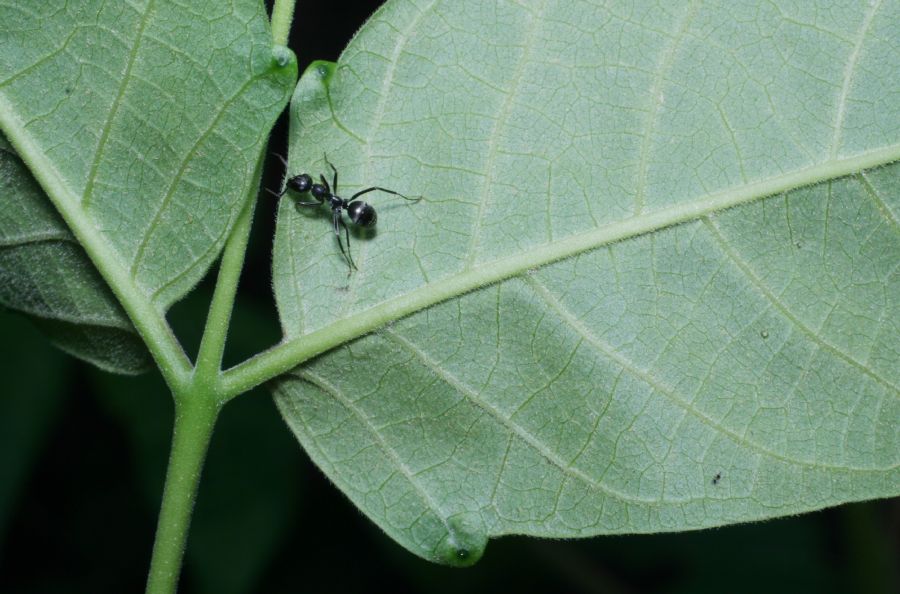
[272,0,900,566]
[0,0,295,368]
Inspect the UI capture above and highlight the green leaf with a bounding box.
[0,0,296,369]
[272,1,900,566]
[1,135,150,373]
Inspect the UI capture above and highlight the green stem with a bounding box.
[148,141,267,594]
[194,156,262,392]
[145,395,220,594]
[271,0,296,47]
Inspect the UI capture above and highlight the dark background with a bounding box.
[1,1,898,592]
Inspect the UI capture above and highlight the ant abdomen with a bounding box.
[347,201,376,227]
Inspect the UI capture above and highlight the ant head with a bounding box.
[347,201,377,227]
[287,173,312,193]
[310,183,329,201]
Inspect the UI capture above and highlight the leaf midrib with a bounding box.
[0,96,193,387]
[222,145,900,397]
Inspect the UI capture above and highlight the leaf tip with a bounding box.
[271,44,296,70]
[304,60,336,86]
[434,513,487,567]
[290,60,338,119]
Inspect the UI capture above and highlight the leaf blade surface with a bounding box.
[270,0,900,564]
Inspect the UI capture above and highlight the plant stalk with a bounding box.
[271,0,296,47]
[144,5,298,591]
[145,395,220,594]
[194,160,261,393]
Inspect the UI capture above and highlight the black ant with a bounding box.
[270,154,420,273]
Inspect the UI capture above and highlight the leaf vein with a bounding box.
[82,0,154,209]
[130,72,266,285]
[291,369,456,536]
[830,0,883,158]
[633,0,702,215]
[0,27,80,90]
[703,215,900,398]
[464,0,546,268]
[858,171,900,231]
[523,274,895,471]
[381,326,658,503]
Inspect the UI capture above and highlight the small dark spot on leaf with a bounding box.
[760,329,769,339]
[64,87,72,94]
[456,548,470,561]
[712,472,722,485]
[794,241,803,249]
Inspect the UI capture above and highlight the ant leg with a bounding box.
[323,153,338,193]
[332,210,357,272]
[268,153,291,198]
[268,184,318,203]
[294,199,322,210]
[319,174,331,194]
[349,186,422,202]
[341,218,356,273]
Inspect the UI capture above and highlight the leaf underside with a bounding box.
[1,136,149,373]
[0,0,295,371]
[272,0,900,565]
